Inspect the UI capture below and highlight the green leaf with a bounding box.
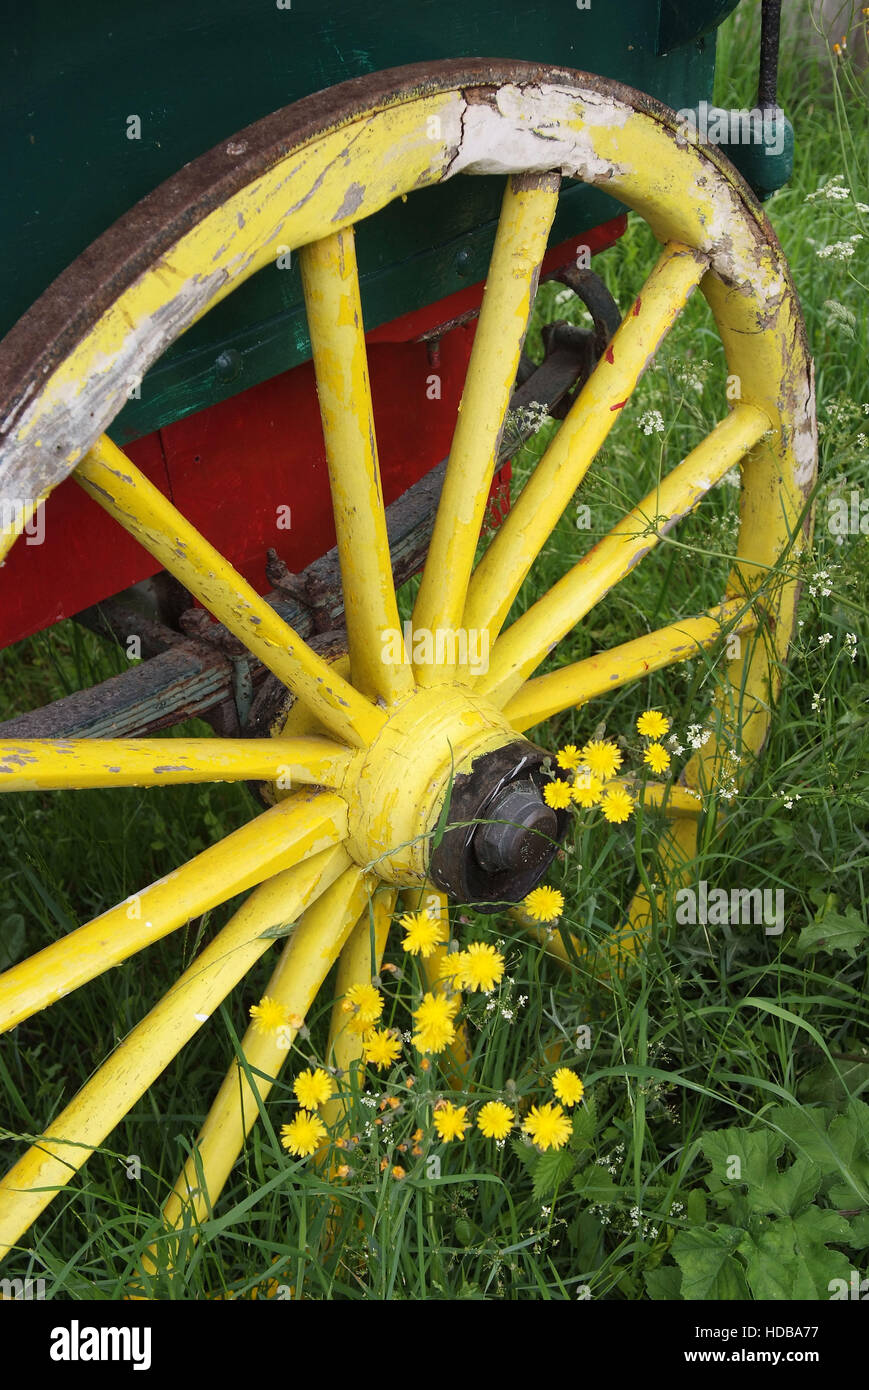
[454,1217,474,1247]
[701,1126,785,1198]
[795,905,868,960]
[749,1153,822,1217]
[645,1264,683,1300]
[532,1148,574,1202]
[686,1188,707,1226]
[0,913,26,970]
[570,1094,597,1151]
[765,1103,835,1167]
[739,1208,852,1299]
[510,1137,539,1174]
[827,1101,869,1208]
[799,1057,869,1106]
[671,1226,749,1300]
[572,1162,620,1204]
[847,1211,869,1249]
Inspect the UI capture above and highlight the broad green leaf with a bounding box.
[510,1137,539,1174]
[765,1103,835,1167]
[533,1148,574,1202]
[748,1153,822,1217]
[645,1265,683,1300]
[671,1226,749,1300]
[701,1126,785,1197]
[847,1211,869,1249]
[740,1208,852,1300]
[826,1101,869,1207]
[795,905,868,960]
[799,1057,869,1106]
[686,1188,707,1226]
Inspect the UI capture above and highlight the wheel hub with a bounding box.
[336,684,568,908]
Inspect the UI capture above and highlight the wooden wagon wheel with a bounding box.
[0,59,816,1262]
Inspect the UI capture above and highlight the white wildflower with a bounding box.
[638,409,665,436]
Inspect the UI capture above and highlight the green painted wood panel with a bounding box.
[1,0,733,438]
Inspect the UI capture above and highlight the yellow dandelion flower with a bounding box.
[412,991,459,1054]
[643,742,671,773]
[280,1111,327,1157]
[523,885,565,922]
[581,739,623,781]
[293,1067,335,1110]
[438,950,467,987]
[544,779,573,809]
[362,1028,403,1071]
[552,1067,585,1108]
[571,770,603,808]
[249,996,287,1034]
[477,1101,514,1140]
[433,1102,469,1142]
[601,786,634,824]
[341,981,383,1033]
[556,744,583,772]
[522,1102,572,1151]
[636,710,670,739]
[457,941,506,994]
[400,909,448,958]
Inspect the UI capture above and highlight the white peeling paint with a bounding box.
[449,84,628,181]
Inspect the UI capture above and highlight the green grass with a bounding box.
[1,0,868,1300]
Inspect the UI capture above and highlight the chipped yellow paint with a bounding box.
[340,682,515,885]
[411,172,559,683]
[75,435,384,748]
[0,843,351,1260]
[503,600,759,733]
[0,790,349,1034]
[462,242,708,641]
[478,403,771,708]
[300,228,413,704]
[0,735,351,791]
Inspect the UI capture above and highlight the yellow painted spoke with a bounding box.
[149,867,374,1251]
[463,242,708,640]
[610,816,700,964]
[0,735,351,792]
[300,229,412,704]
[479,404,770,708]
[606,778,704,816]
[0,790,349,1033]
[321,890,396,1138]
[0,844,351,1260]
[503,600,758,733]
[75,436,384,748]
[412,172,560,683]
[417,887,471,1085]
